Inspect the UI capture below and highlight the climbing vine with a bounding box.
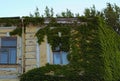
[9,27,22,36]
[20,64,83,81]
[21,17,105,81]
[4,16,120,81]
[23,17,44,26]
[8,17,44,36]
[36,26,71,51]
[0,17,21,26]
[99,18,120,81]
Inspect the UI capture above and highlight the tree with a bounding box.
[84,8,91,17]
[103,3,120,33]
[44,6,50,17]
[56,9,74,17]
[61,12,66,17]
[29,7,40,17]
[34,7,40,17]
[44,6,54,17]
[84,5,103,18]
[66,9,74,17]
[50,8,54,17]
[75,13,80,17]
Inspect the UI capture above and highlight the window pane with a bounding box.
[0,49,8,64]
[62,52,69,64]
[53,52,61,64]
[1,37,17,46]
[0,37,17,64]
[9,48,16,64]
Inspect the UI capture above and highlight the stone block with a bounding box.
[0,27,15,33]
[25,59,36,65]
[26,46,36,52]
[26,26,37,33]
[25,52,36,58]
[26,39,37,46]
[25,65,37,72]
[25,33,36,39]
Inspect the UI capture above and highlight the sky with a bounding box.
[0,0,120,17]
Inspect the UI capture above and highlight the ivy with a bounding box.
[36,25,71,51]
[8,17,44,36]
[20,64,83,81]
[21,17,106,81]
[23,17,44,26]
[9,27,22,36]
[36,27,48,44]
[34,17,105,81]
[7,16,120,81]
[99,18,120,81]
[0,17,21,26]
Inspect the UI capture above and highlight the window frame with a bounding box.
[0,37,17,65]
[53,49,69,65]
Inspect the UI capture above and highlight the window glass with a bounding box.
[0,49,8,64]
[1,37,17,47]
[53,52,61,64]
[0,37,17,64]
[9,48,16,64]
[62,52,69,64]
[53,51,69,65]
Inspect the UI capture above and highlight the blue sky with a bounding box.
[0,0,120,17]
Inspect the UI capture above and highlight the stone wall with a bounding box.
[25,26,50,71]
[0,27,21,81]
[0,26,53,81]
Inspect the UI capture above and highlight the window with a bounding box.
[0,37,17,64]
[53,47,69,65]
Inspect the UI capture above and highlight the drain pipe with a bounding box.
[21,17,25,73]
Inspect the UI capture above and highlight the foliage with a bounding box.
[44,6,54,17]
[68,17,104,81]
[9,17,44,36]
[3,3,120,81]
[56,9,74,17]
[0,17,21,26]
[32,17,104,81]
[30,7,40,17]
[10,27,22,36]
[20,15,120,81]
[23,17,44,26]
[84,5,103,17]
[36,25,71,51]
[99,18,120,81]
[20,64,84,81]
[103,3,120,33]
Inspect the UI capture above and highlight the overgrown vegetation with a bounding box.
[20,16,120,81]
[99,18,120,81]
[1,3,120,81]
[20,17,104,81]
[9,27,22,36]
[36,25,71,51]
[20,64,84,81]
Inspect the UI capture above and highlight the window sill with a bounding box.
[0,64,20,68]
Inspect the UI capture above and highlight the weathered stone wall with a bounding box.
[25,26,49,71]
[39,36,48,66]
[0,26,53,81]
[0,65,20,81]
[25,26,37,72]
[0,27,21,81]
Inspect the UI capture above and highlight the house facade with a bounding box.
[0,17,80,81]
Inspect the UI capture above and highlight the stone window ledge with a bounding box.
[0,64,20,68]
